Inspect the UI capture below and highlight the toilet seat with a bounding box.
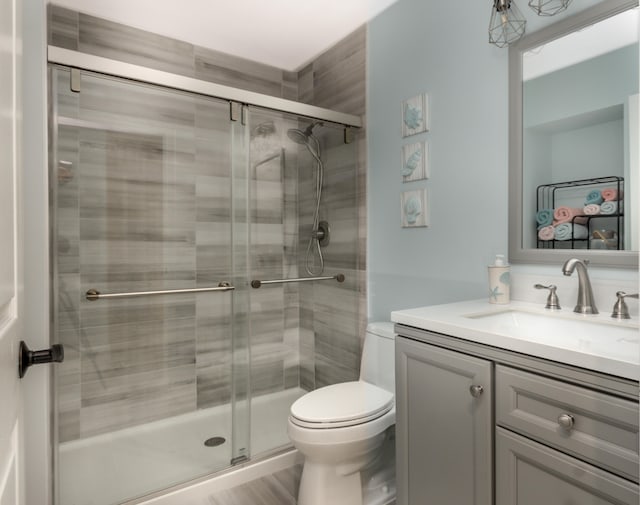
[290,381,394,429]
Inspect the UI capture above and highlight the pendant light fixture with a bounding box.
[489,0,527,48]
[528,0,572,16]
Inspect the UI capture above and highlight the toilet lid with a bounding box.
[290,381,394,428]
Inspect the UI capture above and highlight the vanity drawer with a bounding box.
[496,427,639,505]
[496,365,639,482]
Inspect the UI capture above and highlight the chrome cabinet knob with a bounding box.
[557,413,575,430]
[469,385,484,398]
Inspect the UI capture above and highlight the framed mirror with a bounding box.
[509,0,639,267]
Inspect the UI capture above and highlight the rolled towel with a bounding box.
[584,189,603,205]
[537,225,555,241]
[553,206,587,225]
[536,209,554,227]
[583,204,601,215]
[554,223,589,241]
[600,200,618,215]
[601,188,623,202]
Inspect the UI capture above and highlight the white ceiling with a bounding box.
[51,0,400,71]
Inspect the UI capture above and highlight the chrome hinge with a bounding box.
[70,68,81,93]
[344,126,354,144]
[229,101,241,122]
[241,104,248,126]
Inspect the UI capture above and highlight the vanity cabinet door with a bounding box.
[496,427,639,505]
[396,336,492,505]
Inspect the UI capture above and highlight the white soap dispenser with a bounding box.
[488,254,510,304]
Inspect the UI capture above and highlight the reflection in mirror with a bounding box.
[509,0,639,267]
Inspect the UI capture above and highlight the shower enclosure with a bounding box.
[49,57,360,505]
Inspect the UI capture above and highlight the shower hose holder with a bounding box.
[314,220,330,247]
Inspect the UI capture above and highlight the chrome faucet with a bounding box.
[561,258,598,314]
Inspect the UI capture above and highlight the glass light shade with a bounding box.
[528,0,572,16]
[489,0,527,48]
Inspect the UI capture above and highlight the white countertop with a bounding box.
[391,299,639,381]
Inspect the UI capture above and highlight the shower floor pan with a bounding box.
[58,387,305,505]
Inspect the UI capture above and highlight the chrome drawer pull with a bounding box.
[469,385,484,398]
[557,413,575,430]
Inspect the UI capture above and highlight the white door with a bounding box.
[0,0,23,504]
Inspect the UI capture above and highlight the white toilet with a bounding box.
[287,322,396,505]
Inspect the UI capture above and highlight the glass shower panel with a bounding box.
[229,108,251,465]
[246,109,305,457]
[50,66,248,505]
[298,123,360,390]
[246,110,360,458]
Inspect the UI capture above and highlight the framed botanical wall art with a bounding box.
[401,189,429,228]
[401,141,428,182]
[401,93,429,137]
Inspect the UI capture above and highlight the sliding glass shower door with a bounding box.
[50,66,250,505]
[50,59,361,505]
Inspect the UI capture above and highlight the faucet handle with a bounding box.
[534,284,561,310]
[611,291,639,320]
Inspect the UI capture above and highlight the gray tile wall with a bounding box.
[297,27,368,389]
[49,4,366,442]
[48,5,297,99]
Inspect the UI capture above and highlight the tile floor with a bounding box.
[207,464,301,505]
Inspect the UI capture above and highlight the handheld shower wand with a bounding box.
[287,122,326,275]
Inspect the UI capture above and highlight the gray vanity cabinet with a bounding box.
[395,336,493,505]
[395,325,639,505]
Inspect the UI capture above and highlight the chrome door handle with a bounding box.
[557,413,575,430]
[469,385,484,398]
[19,341,64,378]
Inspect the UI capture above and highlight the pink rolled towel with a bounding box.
[553,206,587,225]
[583,204,600,215]
[538,225,555,241]
[601,188,623,201]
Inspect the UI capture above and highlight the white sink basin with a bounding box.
[392,300,640,380]
[464,309,638,361]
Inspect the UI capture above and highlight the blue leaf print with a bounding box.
[404,104,422,130]
[402,150,422,176]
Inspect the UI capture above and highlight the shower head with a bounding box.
[287,122,321,145]
[251,120,276,138]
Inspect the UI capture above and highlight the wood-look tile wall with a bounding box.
[49,4,366,442]
[297,27,368,389]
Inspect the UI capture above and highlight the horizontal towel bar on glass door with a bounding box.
[251,274,345,289]
[85,282,235,301]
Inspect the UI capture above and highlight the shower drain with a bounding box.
[204,436,226,447]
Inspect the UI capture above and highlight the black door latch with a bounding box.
[19,341,64,378]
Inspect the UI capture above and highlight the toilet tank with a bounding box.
[360,322,396,393]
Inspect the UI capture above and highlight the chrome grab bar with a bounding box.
[251,274,345,289]
[86,282,234,301]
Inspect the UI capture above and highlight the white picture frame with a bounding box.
[401,141,428,182]
[401,189,429,228]
[401,93,429,137]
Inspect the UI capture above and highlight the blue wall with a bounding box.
[366,0,610,321]
[524,44,638,127]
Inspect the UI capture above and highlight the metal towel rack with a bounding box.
[85,282,234,301]
[251,274,345,289]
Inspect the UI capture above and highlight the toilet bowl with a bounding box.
[287,322,396,505]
